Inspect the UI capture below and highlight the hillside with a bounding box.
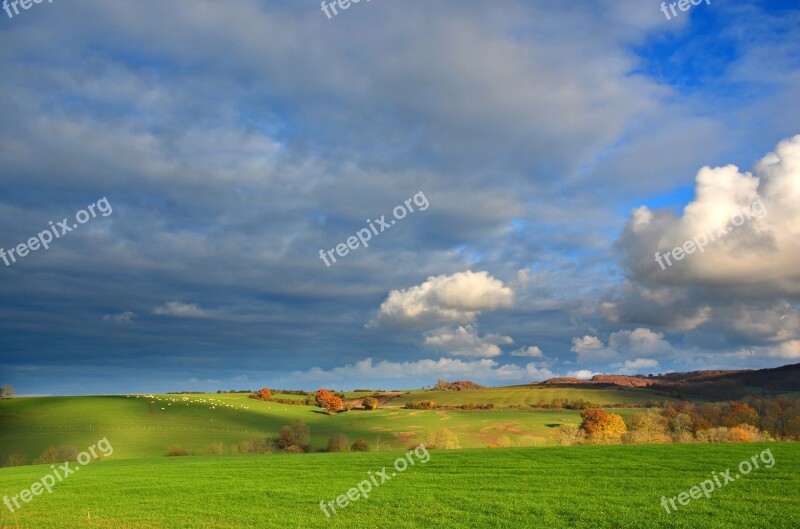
[544,363,800,400]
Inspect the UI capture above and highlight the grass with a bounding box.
[388,385,675,408]
[0,394,647,460]
[0,443,797,528]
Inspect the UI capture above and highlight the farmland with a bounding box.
[0,443,797,528]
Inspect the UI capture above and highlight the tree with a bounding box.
[362,397,379,410]
[622,413,670,444]
[0,385,13,399]
[277,419,311,452]
[315,389,344,414]
[351,439,370,452]
[257,387,272,400]
[580,409,627,441]
[327,434,349,452]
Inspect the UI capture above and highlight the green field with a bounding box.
[0,443,797,528]
[389,385,675,408]
[1,394,641,458]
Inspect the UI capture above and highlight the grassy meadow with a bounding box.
[0,391,651,459]
[0,443,797,528]
[1,389,796,528]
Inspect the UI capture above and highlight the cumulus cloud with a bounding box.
[615,358,660,374]
[423,325,511,357]
[571,328,674,363]
[567,369,600,380]
[619,135,800,293]
[290,357,552,384]
[372,271,514,327]
[510,345,544,357]
[152,301,208,318]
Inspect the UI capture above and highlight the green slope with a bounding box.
[0,394,644,460]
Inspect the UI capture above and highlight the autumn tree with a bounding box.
[256,387,272,400]
[580,409,627,441]
[363,397,379,410]
[315,389,344,414]
[0,385,12,399]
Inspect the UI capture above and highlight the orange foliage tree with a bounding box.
[256,387,272,400]
[315,389,344,414]
[580,409,627,440]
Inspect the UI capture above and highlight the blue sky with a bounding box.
[1,0,799,395]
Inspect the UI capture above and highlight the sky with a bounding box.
[0,0,798,395]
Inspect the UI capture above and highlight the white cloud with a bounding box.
[152,301,208,318]
[291,357,553,384]
[423,325,510,358]
[372,270,514,327]
[510,345,544,357]
[567,369,599,380]
[571,328,673,363]
[103,311,136,323]
[615,358,659,374]
[620,135,800,294]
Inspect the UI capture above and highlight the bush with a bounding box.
[166,445,192,457]
[231,438,272,455]
[351,439,370,452]
[201,442,225,455]
[404,400,437,410]
[277,419,311,452]
[326,434,350,452]
[622,413,670,445]
[363,397,379,410]
[0,452,27,467]
[696,427,732,443]
[554,424,583,446]
[33,445,77,465]
[418,429,460,449]
[580,409,627,441]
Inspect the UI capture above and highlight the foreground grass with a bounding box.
[0,443,797,528]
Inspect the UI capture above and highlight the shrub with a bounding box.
[351,439,370,452]
[418,429,460,449]
[0,452,27,467]
[327,434,350,452]
[696,427,732,443]
[580,409,627,441]
[231,438,271,455]
[201,442,225,455]
[554,424,583,446]
[56,445,79,462]
[404,400,437,410]
[315,389,345,414]
[622,413,670,445]
[33,447,59,465]
[277,419,311,452]
[249,387,272,401]
[363,397,379,410]
[495,435,514,448]
[166,445,192,457]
